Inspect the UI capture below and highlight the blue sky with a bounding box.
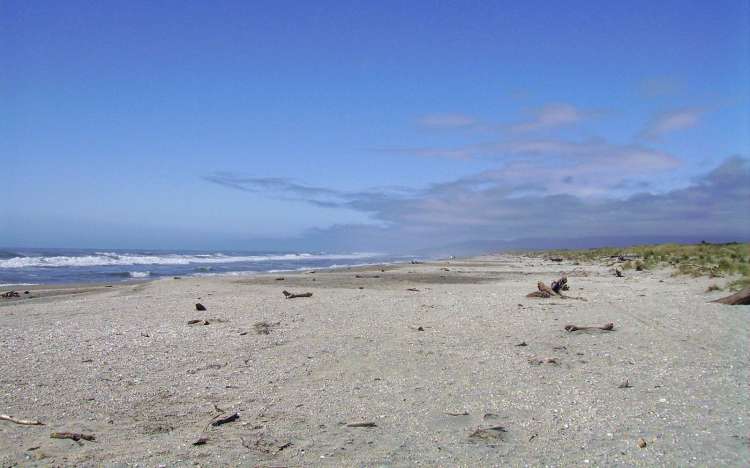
[2,0,748,251]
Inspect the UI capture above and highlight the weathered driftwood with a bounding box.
[1,414,43,425]
[282,290,313,299]
[711,287,750,305]
[187,319,209,325]
[550,276,569,293]
[50,432,95,442]
[526,281,556,298]
[211,412,239,427]
[1,290,20,298]
[347,422,377,428]
[527,278,586,300]
[565,322,614,332]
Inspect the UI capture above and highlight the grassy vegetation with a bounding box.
[537,242,750,290]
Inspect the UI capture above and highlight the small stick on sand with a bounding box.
[210,412,239,426]
[1,414,43,425]
[565,323,614,332]
[50,432,95,442]
[282,290,313,299]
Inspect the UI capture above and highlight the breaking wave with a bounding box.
[0,252,381,269]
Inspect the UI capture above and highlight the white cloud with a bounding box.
[640,108,705,139]
[509,103,586,133]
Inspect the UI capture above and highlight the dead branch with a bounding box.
[282,290,312,299]
[565,322,614,332]
[50,432,95,442]
[347,422,377,427]
[1,414,43,425]
[211,412,239,426]
[711,287,750,305]
[1,290,20,298]
[187,319,209,325]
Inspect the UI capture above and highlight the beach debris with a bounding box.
[211,412,239,427]
[140,332,150,337]
[282,290,313,299]
[241,435,292,454]
[410,260,422,264]
[637,437,648,448]
[440,267,450,271]
[1,414,43,425]
[565,322,614,332]
[529,357,559,365]
[515,341,528,347]
[615,268,624,277]
[406,288,420,292]
[275,277,285,280]
[417,326,424,331]
[526,277,586,300]
[526,281,557,298]
[549,257,563,262]
[550,276,569,293]
[445,411,469,416]
[355,274,380,278]
[50,432,95,442]
[347,422,377,427]
[711,287,750,305]
[1,290,20,298]
[618,379,632,388]
[195,303,207,311]
[192,437,208,446]
[188,319,210,325]
[253,321,279,335]
[469,425,507,441]
[239,331,249,336]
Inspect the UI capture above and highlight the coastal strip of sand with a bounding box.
[1,255,748,466]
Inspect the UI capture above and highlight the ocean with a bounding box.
[0,248,412,286]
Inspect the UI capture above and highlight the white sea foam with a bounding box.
[0,283,38,287]
[0,252,381,268]
[129,271,151,278]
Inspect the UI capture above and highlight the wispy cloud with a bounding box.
[509,103,588,133]
[207,156,750,250]
[640,107,705,139]
[416,113,477,129]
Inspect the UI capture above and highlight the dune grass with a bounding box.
[536,242,749,290]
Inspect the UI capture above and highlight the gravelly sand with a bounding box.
[1,255,748,466]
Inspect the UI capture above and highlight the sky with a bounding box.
[2,0,749,252]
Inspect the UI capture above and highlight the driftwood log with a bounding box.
[526,277,584,300]
[282,290,313,299]
[565,323,614,332]
[1,414,43,425]
[50,432,95,442]
[711,287,750,305]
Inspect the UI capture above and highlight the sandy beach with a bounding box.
[1,255,748,466]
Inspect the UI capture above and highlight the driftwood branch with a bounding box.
[50,432,95,442]
[282,290,313,299]
[1,414,43,425]
[565,323,614,332]
[1,290,20,298]
[711,287,750,305]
